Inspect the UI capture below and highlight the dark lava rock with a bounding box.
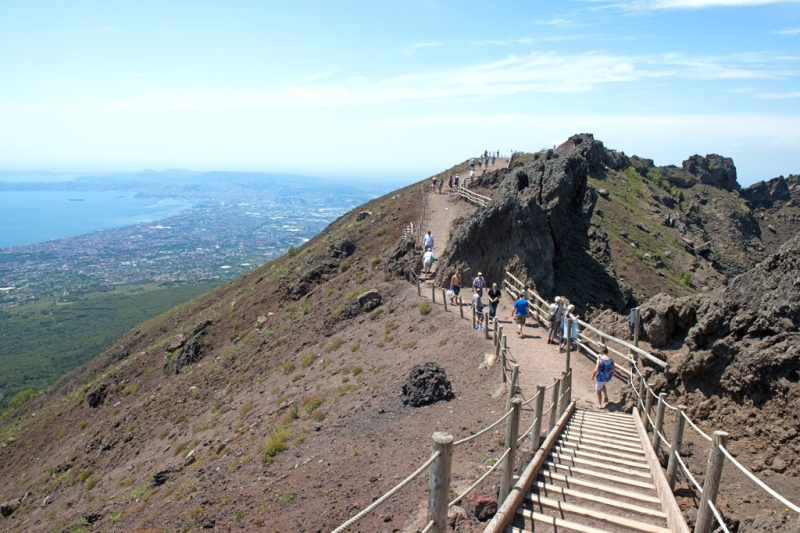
[358,289,382,311]
[629,155,655,177]
[282,257,338,300]
[150,470,170,487]
[0,499,20,517]
[201,518,216,529]
[174,336,203,374]
[463,491,497,521]
[596,188,610,199]
[636,222,649,233]
[639,293,702,347]
[82,510,103,524]
[682,154,739,191]
[741,175,794,209]
[193,320,212,335]
[330,238,356,259]
[387,239,421,278]
[86,385,107,408]
[402,362,455,407]
[356,211,371,221]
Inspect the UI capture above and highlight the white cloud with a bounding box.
[774,27,800,35]
[756,90,800,98]
[589,0,800,9]
[6,50,799,112]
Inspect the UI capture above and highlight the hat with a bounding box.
[478,272,483,276]
[555,296,561,303]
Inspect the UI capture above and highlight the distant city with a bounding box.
[0,170,406,307]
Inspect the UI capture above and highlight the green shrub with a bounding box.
[679,271,693,287]
[345,290,358,300]
[339,261,350,272]
[9,389,36,409]
[352,366,362,376]
[301,352,317,369]
[280,361,296,374]
[78,467,94,483]
[325,288,334,297]
[350,343,360,352]
[303,397,325,414]
[86,476,100,490]
[376,227,388,236]
[122,382,139,396]
[325,338,343,352]
[419,303,432,315]
[370,257,381,267]
[312,410,326,421]
[260,427,292,464]
[286,247,300,258]
[78,421,88,431]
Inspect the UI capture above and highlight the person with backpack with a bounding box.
[511,291,530,338]
[422,249,434,274]
[591,346,614,408]
[559,304,580,352]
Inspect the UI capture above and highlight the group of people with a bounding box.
[469,150,501,172]
[430,174,463,194]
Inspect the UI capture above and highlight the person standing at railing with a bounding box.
[487,282,501,324]
[559,305,580,352]
[547,296,564,345]
[449,270,462,305]
[591,345,614,409]
[423,231,434,252]
[472,288,485,331]
[512,291,530,338]
[472,272,486,295]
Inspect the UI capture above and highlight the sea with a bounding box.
[0,190,191,249]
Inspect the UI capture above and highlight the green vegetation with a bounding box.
[370,257,381,267]
[260,426,292,464]
[679,271,693,287]
[303,397,325,414]
[376,227,388,236]
[280,361,296,374]
[78,467,94,483]
[285,247,300,258]
[325,338,343,352]
[279,491,294,503]
[300,352,317,369]
[85,476,101,490]
[418,302,432,315]
[0,281,219,410]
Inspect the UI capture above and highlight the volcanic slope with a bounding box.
[0,180,525,533]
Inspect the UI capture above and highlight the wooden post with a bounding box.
[471,305,476,329]
[652,392,666,452]
[565,370,572,409]
[557,372,567,417]
[565,317,572,372]
[501,349,507,383]
[441,289,447,312]
[417,275,421,296]
[431,284,436,303]
[666,405,687,491]
[503,334,507,353]
[427,432,453,533]
[484,313,490,340]
[498,399,521,504]
[633,307,641,348]
[459,297,464,319]
[506,364,519,411]
[547,378,560,435]
[644,388,654,432]
[694,431,729,533]
[637,378,646,416]
[529,384,546,451]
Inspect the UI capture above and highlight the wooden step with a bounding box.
[531,482,666,519]
[552,445,650,469]
[572,413,637,430]
[522,496,671,533]
[508,513,612,533]
[549,452,653,479]
[544,462,656,490]
[570,418,639,434]
[574,410,635,423]
[539,471,661,504]
[560,434,645,455]
[563,425,642,444]
[556,439,647,461]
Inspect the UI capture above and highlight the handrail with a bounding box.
[449,448,510,507]
[574,317,666,367]
[708,501,731,533]
[454,409,513,446]
[330,451,441,533]
[682,411,712,442]
[719,445,800,513]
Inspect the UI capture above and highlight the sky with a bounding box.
[0,0,798,185]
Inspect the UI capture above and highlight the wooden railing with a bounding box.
[457,183,492,208]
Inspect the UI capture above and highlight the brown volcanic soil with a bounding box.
[0,182,528,533]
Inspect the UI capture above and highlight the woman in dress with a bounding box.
[591,346,614,408]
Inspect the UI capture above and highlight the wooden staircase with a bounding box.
[495,408,689,533]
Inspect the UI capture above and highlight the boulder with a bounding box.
[356,211,371,221]
[193,320,212,335]
[256,316,267,328]
[86,384,107,408]
[682,154,739,191]
[639,293,701,347]
[329,238,356,259]
[402,362,455,407]
[0,499,20,517]
[462,491,497,521]
[166,334,188,352]
[358,290,382,311]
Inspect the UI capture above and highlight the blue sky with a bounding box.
[0,0,798,185]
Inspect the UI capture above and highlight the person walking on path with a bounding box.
[591,346,614,408]
[547,296,564,344]
[454,174,459,187]
[487,282,501,324]
[472,288,485,331]
[559,304,580,352]
[422,250,434,274]
[449,271,462,305]
[470,158,475,171]
[511,291,530,338]
[472,272,486,294]
[423,231,434,252]
[469,169,475,182]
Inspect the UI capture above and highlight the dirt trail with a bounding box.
[419,176,629,413]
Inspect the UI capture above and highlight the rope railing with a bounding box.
[420,520,435,533]
[719,445,800,514]
[682,411,713,442]
[675,452,703,493]
[330,451,441,533]
[708,500,731,533]
[453,409,513,446]
[449,448,510,507]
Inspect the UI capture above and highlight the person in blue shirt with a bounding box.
[511,291,530,338]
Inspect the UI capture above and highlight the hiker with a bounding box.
[548,297,564,344]
[469,169,475,182]
[559,304,580,352]
[472,272,486,295]
[423,231,434,252]
[431,177,436,189]
[478,158,482,170]
[472,288,485,330]
[448,175,453,191]
[491,155,495,165]
[438,177,443,194]
[422,250,434,274]
[469,158,475,170]
[487,282,501,324]
[454,174,460,187]
[591,346,614,408]
[449,270,462,305]
[511,291,530,338]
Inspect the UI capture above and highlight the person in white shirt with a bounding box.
[422,250,434,273]
[548,296,564,344]
[423,231,434,252]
